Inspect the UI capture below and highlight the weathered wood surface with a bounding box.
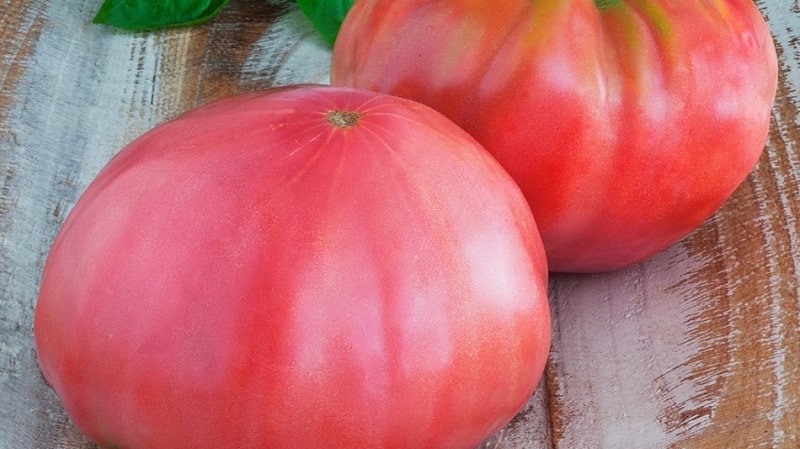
[1,0,797,448]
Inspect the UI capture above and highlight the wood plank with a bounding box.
[1,0,797,448]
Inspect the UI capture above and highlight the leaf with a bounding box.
[295,0,354,46]
[92,0,231,31]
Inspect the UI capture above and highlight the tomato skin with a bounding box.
[331,0,778,272]
[33,86,551,449]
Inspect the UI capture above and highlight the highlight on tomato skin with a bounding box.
[33,85,551,449]
[330,0,779,273]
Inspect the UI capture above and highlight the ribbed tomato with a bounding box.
[33,86,551,449]
[331,0,778,272]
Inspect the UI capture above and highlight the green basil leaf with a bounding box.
[92,0,231,31]
[295,0,354,46]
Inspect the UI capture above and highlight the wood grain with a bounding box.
[1,0,797,448]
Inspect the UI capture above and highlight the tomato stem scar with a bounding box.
[594,0,620,9]
[326,110,362,128]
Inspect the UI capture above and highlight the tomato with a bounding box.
[33,85,551,449]
[330,0,778,272]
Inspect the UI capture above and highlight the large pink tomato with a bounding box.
[331,0,778,272]
[34,86,551,449]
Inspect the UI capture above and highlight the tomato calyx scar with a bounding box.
[594,0,620,10]
[326,110,362,128]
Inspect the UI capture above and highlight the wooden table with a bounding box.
[1,1,798,448]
